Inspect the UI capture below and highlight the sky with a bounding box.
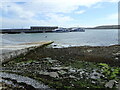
[0,0,119,29]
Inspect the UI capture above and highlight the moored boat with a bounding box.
[70,28,85,32]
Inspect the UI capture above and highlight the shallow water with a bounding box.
[0,29,119,46]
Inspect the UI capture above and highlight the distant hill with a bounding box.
[88,25,120,29]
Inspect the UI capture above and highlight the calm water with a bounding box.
[1,29,119,46]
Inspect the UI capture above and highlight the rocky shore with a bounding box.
[1,44,120,89]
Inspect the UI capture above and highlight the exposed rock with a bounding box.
[55,64,61,67]
[115,57,119,60]
[43,57,52,60]
[49,72,59,78]
[58,70,67,75]
[69,75,76,79]
[79,71,85,75]
[48,60,57,64]
[39,71,49,75]
[91,81,96,84]
[39,71,59,78]
[105,80,118,88]
[113,52,120,56]
[90,70,102,80]
[51,67,62,70]
[87,49,92,53]
[69,68,76,73]
[77,69,83,72]
[63,67,69,70]
[43,57,57,63]
[50,67,69,71]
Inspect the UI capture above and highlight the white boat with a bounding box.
[70,28,85,32]
[52,28,69,32]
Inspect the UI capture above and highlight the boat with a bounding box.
[52,28,69,32]
[70,28,85,32]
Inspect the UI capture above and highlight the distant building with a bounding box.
[30,26,58,32]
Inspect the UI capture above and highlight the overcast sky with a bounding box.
[0,0,119,28]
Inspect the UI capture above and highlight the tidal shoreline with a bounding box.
[1,43,120,89]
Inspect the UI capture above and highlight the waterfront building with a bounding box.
[30,26,58,32]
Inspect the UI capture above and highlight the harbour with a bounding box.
[0,26,85,34]
[0,0,119,89]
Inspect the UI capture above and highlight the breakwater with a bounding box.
[0,29,53,34]
[0,26,58,34]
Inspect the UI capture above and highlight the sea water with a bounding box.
[0,29,119,46]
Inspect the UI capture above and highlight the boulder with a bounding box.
[105,80,118,88]
[49,72,59,78]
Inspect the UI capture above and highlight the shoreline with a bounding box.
[1,44,120,89]
[1,43,119,67]
[1,43,119,56]
[1,42,119,64]
[1,42,120,89]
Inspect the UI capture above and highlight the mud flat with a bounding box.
[1,44,120,89]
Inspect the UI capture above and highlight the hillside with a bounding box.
[92,25,120,29]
